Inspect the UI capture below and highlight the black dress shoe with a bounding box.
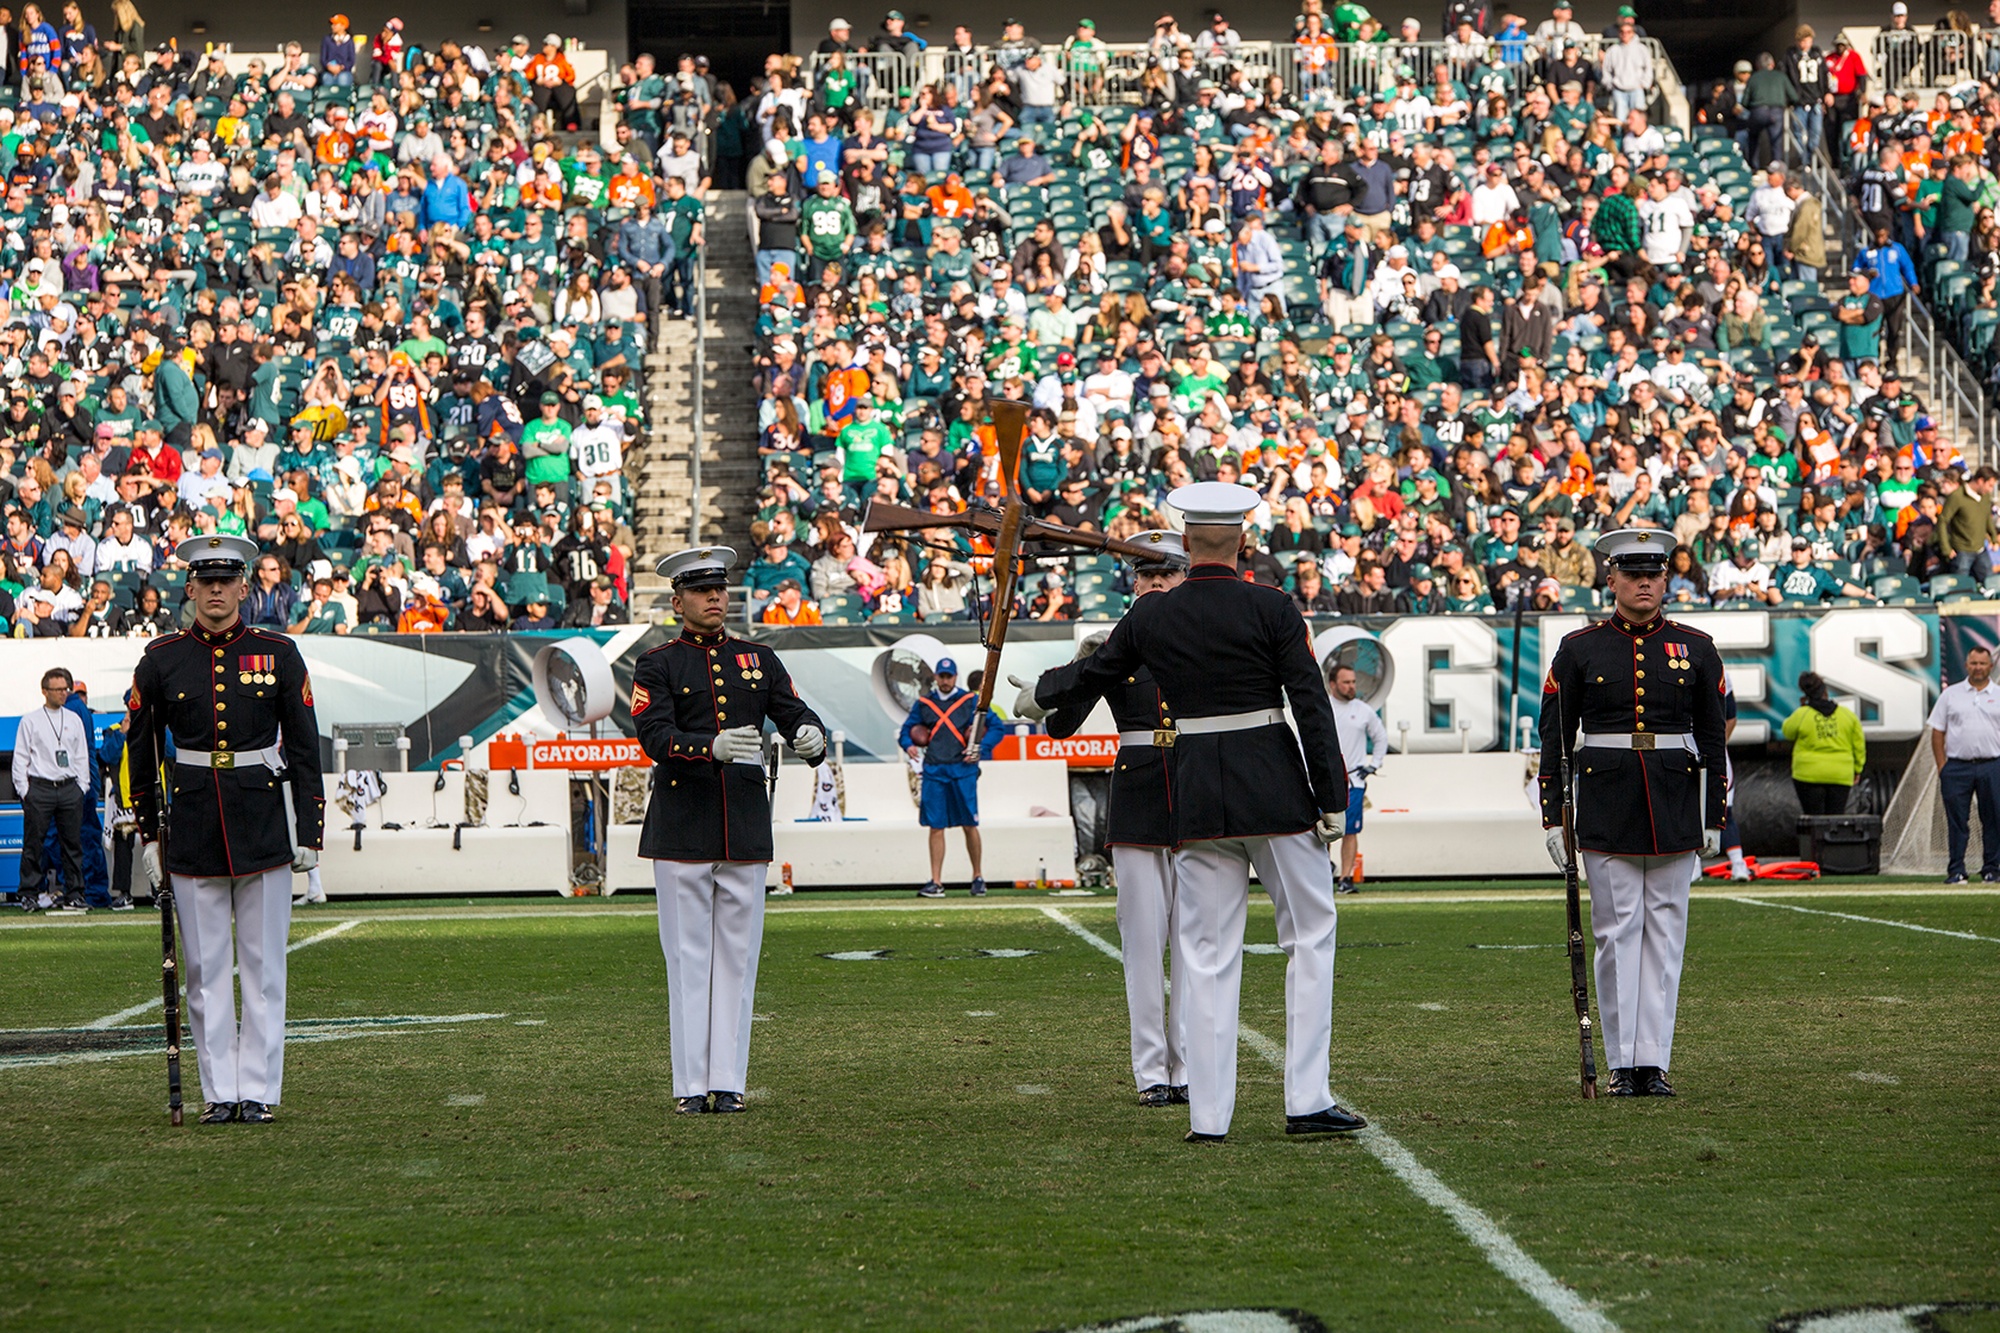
[1285,1104,1368,1135]
[674,1095,710,1115]
[1168,1084,1189,1105]
[1635,1066,1675,1097]
[1184,1130,1226,1143]
[1137,1084,1173,1107]
[237,1101,275,1124]
[1607,1068,1638,1096]
[710,1091,746,1113]
[199,1101,237,1125]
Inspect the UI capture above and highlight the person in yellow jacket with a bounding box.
[1782,671,1867,815]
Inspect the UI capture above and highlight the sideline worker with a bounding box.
[1782,670,1865,816]
[1927,644,2000,885]
[127,534,326,1126]
[12,667,91,913]
[1328,662,1387,896]
[631,546,826,1115]
[901,657,987,899]
[1539,528,1727,1098]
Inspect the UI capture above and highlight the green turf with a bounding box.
[2,892,1996,1330]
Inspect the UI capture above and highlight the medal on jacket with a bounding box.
[239,653,276,685]
[736,651,762,680]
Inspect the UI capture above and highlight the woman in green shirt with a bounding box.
[1781,671,1866,815]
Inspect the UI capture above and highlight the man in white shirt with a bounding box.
[1638,175,1694,266]
[96,509,154,573]
[1469,164,1521,226]
[1929,644,2000,883]
[179,448,234,512]
[568,395,626,501]
[1081,352,1134,415]
[248,176,303,230]
[1328,663,1388,895]
[11,668,91,911]
[1707,539,1781,604]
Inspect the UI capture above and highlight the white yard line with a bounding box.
[0,1012,506,1071]
[1728,896,2000,943]
[1040,907,1618,1333]
[80,920,365,1030]
[7,884,1998,936]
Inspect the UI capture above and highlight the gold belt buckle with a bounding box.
[1631,733,1656,751]
[1153,729,1176,749]
[212,751,235,769]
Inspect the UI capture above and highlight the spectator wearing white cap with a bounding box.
[569,395,625,502]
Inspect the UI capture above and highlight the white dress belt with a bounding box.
[1578,732,1698,753]
[1174,708,1288,736]
[176,744,286,770]
[1117,729,1177,747]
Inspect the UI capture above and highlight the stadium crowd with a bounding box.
[0,2,1989,638]
[723,1,2000,626]
[0,8,671,638]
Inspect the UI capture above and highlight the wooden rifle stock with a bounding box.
[860,499,1168,563]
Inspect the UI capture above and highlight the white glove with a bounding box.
[1546,827,1570,871]
[1701,827,1722,858]
[140,841,162,890]
[1312,811,1343,846]
[711,726,764,764]
[791,725,825,761]
[1007,673,1049,722]
[293,846,319,873]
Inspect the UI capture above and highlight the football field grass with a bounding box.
[2,884,1997,1331]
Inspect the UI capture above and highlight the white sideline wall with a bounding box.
[305,753,1547,895]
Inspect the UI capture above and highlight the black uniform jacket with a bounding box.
[632,627,824,863]
[127,619,326,878]
[1537,613,1728,856]
[1036,563,1346,842]
[1044,657,1175,849]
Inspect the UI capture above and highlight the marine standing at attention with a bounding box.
[1539,528,1728,1097]
[631,546,827,1116]
[126,533,325,1126]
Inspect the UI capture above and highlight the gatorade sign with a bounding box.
[989,734,1117,768]
[527,737,651,770]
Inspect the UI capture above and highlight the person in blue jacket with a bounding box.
[899,657,986,898]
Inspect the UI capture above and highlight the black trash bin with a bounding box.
[1797,814,1882,875]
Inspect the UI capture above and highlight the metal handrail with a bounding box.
[804,34,1680,121]
[1869,23,1992,95]
[1791,122,1995,465]
[689,235,707,546]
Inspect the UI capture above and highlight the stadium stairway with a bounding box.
[633,190,762,617]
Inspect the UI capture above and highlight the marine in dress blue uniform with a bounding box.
[631,546,826,1115]
[1025,485,1365,1142]
[126,534,325,1125]
[1538,528,1728,1097]
[1036,529,1188,1105]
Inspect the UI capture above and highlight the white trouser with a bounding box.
[1112,845,1185,1090]
[1173,831,1338,1136]
[1581,851,1695,1071]
[172,868,293,1105]
[655,859,768,1098]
